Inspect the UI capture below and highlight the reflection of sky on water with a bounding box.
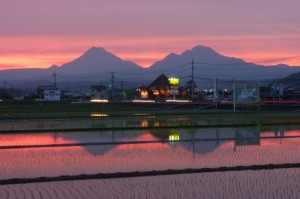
[1,126,300,155]
[0,126,300,179]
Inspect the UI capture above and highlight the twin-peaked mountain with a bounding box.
[0,45,299,88]
[149,46,299,80]
[150,46,245,70]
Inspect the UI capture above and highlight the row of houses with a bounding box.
[36,73,300,101]
[36,73,198,101]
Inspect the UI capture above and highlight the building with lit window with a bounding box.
[136,73,189,101]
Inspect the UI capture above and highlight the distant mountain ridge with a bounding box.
[150,46,246,71]
[0,45,299,89]
[57,47,142,74]
[279,71,300,86]
[149,46,299,78]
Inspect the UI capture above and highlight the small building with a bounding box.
[44,90,61,101]
[63,90,82,100]
[136,73,190,101]
[148,73,171,100]
[90,85,108,99]
[259,86,273,100]
[36,85,61,101]
[136,86,148,99]
[284,87,300,100]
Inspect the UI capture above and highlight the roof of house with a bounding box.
[148,73,170,89]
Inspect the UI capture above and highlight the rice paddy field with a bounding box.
[1,169,299,199]
[0,101,300,198]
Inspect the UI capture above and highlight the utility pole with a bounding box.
[10,84,14,98]
[191,59,194,100]
[121,81,124,102]
[233,78,236,112]
[111,72,115,101]
[53,72,57,89]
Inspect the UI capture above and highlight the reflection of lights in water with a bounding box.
[153,122,160,127]
[132,100,155,103]
[90,99,109,103]
[133,113,156,119]
[133,113,150,116]
[91,113,109,117]
[169,133,180,141]
[139,120,149,127]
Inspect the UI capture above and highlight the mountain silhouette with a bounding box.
[278,70,300,86]
[148,45,300,80]
[57,47,142,75]
[150,45,245,71]
[0,45,299,89]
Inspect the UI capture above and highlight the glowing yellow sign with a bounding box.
[169,77,179,86]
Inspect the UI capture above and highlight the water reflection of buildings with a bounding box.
[150,128,234,154]
[51,119,299,156]
[234,127,260,146]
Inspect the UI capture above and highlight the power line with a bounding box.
[249,55,300,64]
[194,55,300,66]
[57,72,111,80]
[115,63,190,77]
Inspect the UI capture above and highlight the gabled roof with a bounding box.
[148,73,170,89]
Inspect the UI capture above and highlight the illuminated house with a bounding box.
[136,86,149,99]
[136,73,189,100]
[147,74,171,100]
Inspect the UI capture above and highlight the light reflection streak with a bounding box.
[90,99,109,103]
[90,113,109,117]
[132,100,155,103]
[165,100,192,103]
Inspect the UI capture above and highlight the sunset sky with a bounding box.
[0,0,300,70]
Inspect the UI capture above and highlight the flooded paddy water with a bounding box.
[0,116,300,198]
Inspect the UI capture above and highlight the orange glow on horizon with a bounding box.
[0,34,300,70]
[0,54,78,70]
[1,52,300,70]
[116,52,169,68]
